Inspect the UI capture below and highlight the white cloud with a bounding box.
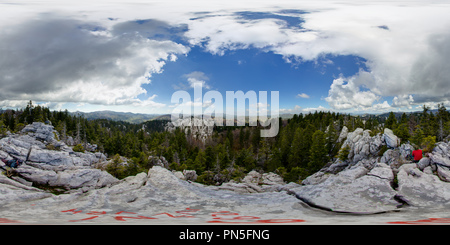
[297,93,310,99]
[183,71,211,90]
[392,94,414,109]
[280,105,332,114]
[371,101,391,112]
[0,14,189,109]
[2,1,450,114]
[186,15,290,55]
[182,2,450,112]
[324,75,380,110]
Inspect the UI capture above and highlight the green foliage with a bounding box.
[308,130,329,173]
[5,101,450,185]
[378,145,388,156]
[338,145,350,161]
[283,166,309,183]
[73,144,85,153]
[385,112,397,130]
[411,127,424,147]
[422,135,436,153]
[394,123,410,142]
[105,154,127,179]
[196,171,215,185]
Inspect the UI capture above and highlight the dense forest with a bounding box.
[1,100,449,184]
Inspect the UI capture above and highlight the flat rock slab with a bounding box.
[0,167,308,224]
[290,165,399,214]
[397,164,450,208]
[2,166,450,225]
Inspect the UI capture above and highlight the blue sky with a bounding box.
[148,46,368,113]
[1,1,450,115]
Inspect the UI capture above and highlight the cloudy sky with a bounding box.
[1,0,450,115]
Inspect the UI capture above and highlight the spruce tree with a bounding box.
[308,130,328,173]
[385,112,397,130]
[288,127,304,169]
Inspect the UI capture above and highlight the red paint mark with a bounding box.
[388,218,450,225]
[175,208,200,215]
[58,207,305,224]
[69,216,99,222]
[211,211,240,217]
[0,218,21,224]
[115,211,137,215]
[114,215,157,221]
[255,219,306,224]
[208,210,306,224]
[61,209,83,214]
[154,212,195,218]
[63,209,106,222]
[86,211,107,215]
[212,215,260,220]
[208,219,306,224]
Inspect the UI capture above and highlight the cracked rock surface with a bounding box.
[2,124,450,224]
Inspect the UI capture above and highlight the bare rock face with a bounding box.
[166,118,214,142]
[291,164,399,213]
[14,165,118,191]
[296,126,450,213]
[383,128,399,149]
[213,170,287,194]
[0,122,118,194]
[4,125,450,224]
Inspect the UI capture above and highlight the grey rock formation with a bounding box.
[148,155,169,169]
[210,170,287,194]
[291,164,399,213]
[4,125,450,224]
[0,122,117,194]
[166,117,214,142]
[383,128,399,148]
[397,163,450,208]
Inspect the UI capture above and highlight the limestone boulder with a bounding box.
[291,165,399,213]
[397,163,450,207]
[383,128,399,148]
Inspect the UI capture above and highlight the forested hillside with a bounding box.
[1,100,449,185]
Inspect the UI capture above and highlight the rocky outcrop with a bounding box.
[383,128,399,148]
[148,155,169,169]
[173,169,198,181]
[14,165,118,192]
[291,163,399,213]
[4,123,450,223]
[0,122,117,194]
[213,170,287,194]
[166,117,214,142]
[294,127,450,213]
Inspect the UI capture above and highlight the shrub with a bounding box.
[73,144,85,153]
[421,136,436,153]
[105,154,127,179]
[284,167,309,183]
[196,171,215,185]
[338,145,351,161]
[378,145,388,156]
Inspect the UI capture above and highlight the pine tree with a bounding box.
[288,127,304,168]
[437,103,448,141]
[308,130,329,173]
[394,123,410,142]
[279,126,292,167]
[411,127,424,147]
[192,150,207,174]
[325,121,339,158]
[385,112,397,130]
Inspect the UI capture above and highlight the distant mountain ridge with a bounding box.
[71,109,447,124]
[72,110,162,124]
